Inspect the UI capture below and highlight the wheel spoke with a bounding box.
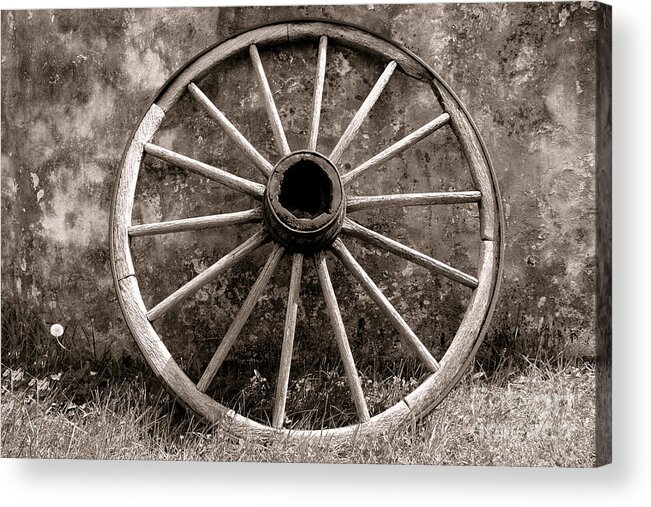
[314,253,370,423]
[347,190,481,212]
[342,113,450,185]
[272,252,304,428]
[307,36,328,151]
[197,243,285,392]
[129,208,263,237]
[330,239,440,372]
[249,45,291,157]
[188,82,274,177]
[144,143,265,199]
[147,229,269,322]
[342,218,479,289]
[329,60,397,165]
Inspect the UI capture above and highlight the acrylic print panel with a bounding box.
[0,2,611,466]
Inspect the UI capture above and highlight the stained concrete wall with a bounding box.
[1,3,600,373]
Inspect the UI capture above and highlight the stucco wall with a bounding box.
[1,3,600,373]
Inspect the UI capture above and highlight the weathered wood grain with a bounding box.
[188,82,274,177]
[157,22,434,115]
[346,190,482,212]
[249,44,291,157]
[159,356,271,437]
[405,240,498,416]
[147,229,269,322]
[342,113,450,185]
[329,61,397,165]
[434,84,498,240]
[314,253,371,423]
[129,208,263,237]
[112,104,166,280]
[156,23,290,111]
[287,22,431,81]
[118,275,172,373]
[127,239,500,443]
[272,252,304,428]
[123,270,416,442]
[330,238,440,372]
[341,218,479,289]
[307,36,328,151]
[197,243,285,392]
[144,143,265,199]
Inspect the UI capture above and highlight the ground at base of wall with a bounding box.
[1,361,596,466]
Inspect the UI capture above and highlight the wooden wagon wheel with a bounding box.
[110,19,504,441]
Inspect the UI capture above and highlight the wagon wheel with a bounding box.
[110,19,504,441]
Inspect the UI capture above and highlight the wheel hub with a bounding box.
[264,150,345,252]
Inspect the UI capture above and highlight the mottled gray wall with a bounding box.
[1,3,599,372]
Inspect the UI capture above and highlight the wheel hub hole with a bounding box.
[279,160,333,219]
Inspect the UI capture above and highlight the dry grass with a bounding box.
[1,296,596,466]
[1,360,595,466]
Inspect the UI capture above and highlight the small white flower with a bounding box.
[50,323,64,337]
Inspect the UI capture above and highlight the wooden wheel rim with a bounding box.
[110,19,504,441]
